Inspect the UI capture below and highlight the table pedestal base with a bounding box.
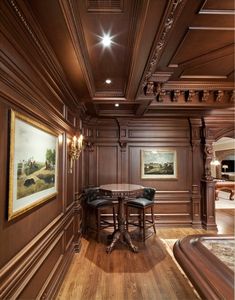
[106,196,138,253]
[106,229,138,253]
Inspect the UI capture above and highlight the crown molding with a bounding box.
[59,0,95,97]
[7,0,79,109]
[139,0,188,91]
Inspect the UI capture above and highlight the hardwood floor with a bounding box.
[57,209,234,300]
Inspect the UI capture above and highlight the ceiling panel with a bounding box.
[202,0,235,11]
[171,29,234,65]
[181,54,234,78]
[25,0,234,116]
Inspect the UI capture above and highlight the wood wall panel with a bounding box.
[97,146,119,185]
[97,129,119,139]
[128,129,188,139]
[83,118,194,226]
[65,218,75,251]
[0,1,81,297]
[128,146,191,191]
[17,234,63,299]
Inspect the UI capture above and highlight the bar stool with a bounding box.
[125,187,156,241]
[84,187,117,242]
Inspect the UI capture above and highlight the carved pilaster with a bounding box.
[201,180,217,231]
[203,143,213,181]
[189,118,203,228]
[200,119,217,231]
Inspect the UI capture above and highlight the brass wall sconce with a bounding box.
[68,134,83,172]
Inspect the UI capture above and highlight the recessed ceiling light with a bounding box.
[102,34,112,47]
[115,103,119,107]
[105,79,111,84]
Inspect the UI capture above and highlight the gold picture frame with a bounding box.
[141,149,177,179]
[8,110,58,220]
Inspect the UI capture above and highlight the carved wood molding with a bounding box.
[59,0,95,98]
[84,141,95,152]
[141,0,187,89]
[0,209,74,299]
[6,0,78,109]
[0,73,74,133]
[143,83,234,106]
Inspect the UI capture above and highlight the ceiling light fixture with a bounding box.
[105,79,111,84]
[115,103,119,107]
[102,34,112,47]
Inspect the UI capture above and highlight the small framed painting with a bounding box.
[8,110,58,220]
[141,149,177,179]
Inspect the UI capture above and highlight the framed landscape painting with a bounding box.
[8,110,58,220]
[141,149,177,179]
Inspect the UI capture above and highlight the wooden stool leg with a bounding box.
[113,206,116,230]
[151,206,156,234]
[142,208,146,241]
[126,205,129,231]
[96,209,101,242]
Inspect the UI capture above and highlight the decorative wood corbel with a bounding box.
[84,141,94,152]
[156,89,166,102]
[171,90,181,102]
[199,90,210,102]
[214,90,224,102]
[185,90,195,102]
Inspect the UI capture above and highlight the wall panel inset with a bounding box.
[97,145,118,185]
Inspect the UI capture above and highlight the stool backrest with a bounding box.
[141,187,156,201]
[84,187,100,203]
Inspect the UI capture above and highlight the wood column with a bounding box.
[189,118,202,228]
[201,125,217,230]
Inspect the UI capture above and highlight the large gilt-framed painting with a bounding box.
[8,110,58,220]
[141,149,177,179]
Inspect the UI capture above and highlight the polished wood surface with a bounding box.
[26,0,234,116]
[0,0,234,298]
[100,184,144,253]
[100,183,144,194]
[57,209,234,300]
[174,234,234,300]
[0,2,82,298]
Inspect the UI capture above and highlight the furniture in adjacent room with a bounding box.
[173,234,234,300]
[99,183,144,253]
[83,187,117,242]
[125,187,156,241]
[215,181,235,200]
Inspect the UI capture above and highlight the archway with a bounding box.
[212,137,235,209]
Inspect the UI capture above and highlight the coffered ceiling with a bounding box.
[26,0,234,116]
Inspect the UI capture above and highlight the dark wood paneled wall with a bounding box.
[0,1,82,298]
[83,117,234,229]
[83,118,199,227]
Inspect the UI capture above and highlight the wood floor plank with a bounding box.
[57,209,234,300]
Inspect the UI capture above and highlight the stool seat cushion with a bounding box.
[88,199,111,208]
[127,198,153,208]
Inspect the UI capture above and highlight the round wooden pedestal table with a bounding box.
[99,183,144,253]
